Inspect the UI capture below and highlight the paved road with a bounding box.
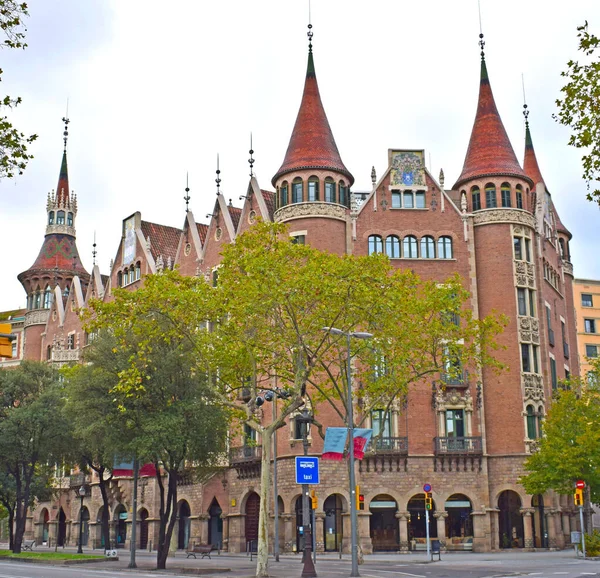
[0,548,599,578]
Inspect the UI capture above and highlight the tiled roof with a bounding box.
[272,50,354,186]
[523,124,545,188]
[552,200,572,239]
[229,206,242,232]
[19,233,89,280]
[196,223,208,245]
[140,221,182,265]
[56,151,70,206]
[261,190,275,218]
[454,58,530,189]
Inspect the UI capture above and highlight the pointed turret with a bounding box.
[272,44,353,186]
[56,150,70,206]
[454,46,530,190]
[523,109,545,188]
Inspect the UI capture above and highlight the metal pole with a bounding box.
[347,332,359,578]
[579,505,586,559]
[300,412,317,578]
[425,508,430,561]
[312,507,316,564]
[77,493,84,554]
[128,457,139,568]
[273,390,280,562]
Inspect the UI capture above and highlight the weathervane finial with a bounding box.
[92,231,97,266]
[216,154,221,196]
[249,133,255,178]
[62,102,70,153]
[307,0,313,52]
[184,172,191,212]
[478,0,485,60]
[522,74,530,128]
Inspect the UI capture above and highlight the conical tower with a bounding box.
[17,117,90,360]
[272,26,354,254]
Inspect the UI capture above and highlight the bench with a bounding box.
[187,544,212,559]
[22,540,36,551]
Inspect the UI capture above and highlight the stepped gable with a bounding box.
[272,48,353,186]
[140,221,181,265]
[523,121,545,188]
[196,223,208,245]
[454,57,530,189]
[261,190,275,218]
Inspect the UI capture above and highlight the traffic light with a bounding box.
[425,492,433,510]
[311,490,318,510]
[574,489,584,506]
[0,323,14,358]
[356,486,365,511]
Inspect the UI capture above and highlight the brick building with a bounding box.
[11,33,580,554]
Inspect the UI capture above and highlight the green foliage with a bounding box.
[556,22,600,203]
[0,1,36,179]
[579,529,600,556]
[521,371,600,501]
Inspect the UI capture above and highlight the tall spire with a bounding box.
[522,104,545,188]
[56,115,70,206]
[272,23,353,186]
[453,34,530,190]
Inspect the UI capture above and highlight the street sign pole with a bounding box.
[425,508,430,560]
[579,505,586,558]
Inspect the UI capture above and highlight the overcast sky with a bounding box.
[0,0,598,310]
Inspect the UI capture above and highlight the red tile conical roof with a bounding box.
[523,123,545,188]
[56,150,70,206]
[454,57,530,190]
[272,49,353,186]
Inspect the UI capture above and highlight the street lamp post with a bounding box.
[77,485,86,554]
[323,328,373,578]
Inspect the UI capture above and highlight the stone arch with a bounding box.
[113,503,127,548]
[323,493,344,552]
[364,487,401,508]
[244,491,260,549]
[238,487,260,513]
[498,490,524,548]
[177,499,191,550]
[407,493,437,542]
[444,493,473,544]
[38,508,50,544]
[369,493,399,551]
[139,508,149,550]
[208,498,223,549]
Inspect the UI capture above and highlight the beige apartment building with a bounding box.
[573,279,600,381]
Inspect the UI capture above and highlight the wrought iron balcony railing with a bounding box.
[230,445,262,464]
[368,436,408,454]
[434,436,482,455]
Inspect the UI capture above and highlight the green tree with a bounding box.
[84,300,229,570]
[0,361,73,553]
[0,1,37,179]
[556,22,600,203]
[86,222,505,577]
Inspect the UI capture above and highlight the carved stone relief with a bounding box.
[24,309,50,328]
[473,209,536,228]
[522,373,544,401]
[275,202,347,223]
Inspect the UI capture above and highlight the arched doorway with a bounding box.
[96,506,106,548]
[498,490,523,548]
[139,509,149,550]
[39,509,49,545]
[531,495,547,548]
[57,508,67,547]
[445,494,473,548]
[294,495,307,552]
[208,499,223,549]
[178,501,191,550]
[113,504,127,548]
[245,492,260,550]
[370,494,399,551]
[323,494,344,552]
[407,494,437,549]
[80,506,90,547]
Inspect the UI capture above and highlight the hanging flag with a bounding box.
[352,428,373,460]
[322,427,348,460]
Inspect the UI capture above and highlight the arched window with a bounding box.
[516,185,523,209]
[421,236,435,258]
[339,181,347,206]
[485,184,496,208]
[325,178,336,203]
[117,271,122,287]
[129,268,135,284]
[537,405,544,436]
[280,182,289,207]
[385,235,400,258]
[57,211,65,225]
[526,405,537,439]
[308,176,319,202]
[67,212,73,226]
[291,178,303,204]
[368,235,383,255]
[471,186,481,211]
[135,262,141,280]
[43,286,52,309]
[48,211,55,225]
[34,290,41,309]
[403,235,418,258]
[501,183,511,207]
[438,236,453,259]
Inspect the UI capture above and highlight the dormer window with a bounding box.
[57,211,65,225]
[308,177,319,201]
[292,178,303,204]
[339,181,347,206]
[325,178,336,203]
[48,211,55,225]
[67,212,73,226]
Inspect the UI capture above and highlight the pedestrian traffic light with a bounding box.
[574,489,584,506]
[0,324,14,358]
[425,492,433,510]
[311,490,317,510]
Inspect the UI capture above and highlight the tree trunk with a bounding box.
[98,474,111,550]
[255,428,272,578]
[12,501,26,554]
[156,470,178,570]
[8,507,14,551]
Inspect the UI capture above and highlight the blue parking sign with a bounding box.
[295,456,320,484]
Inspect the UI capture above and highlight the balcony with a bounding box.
[362,437,408,474]
[563,341,570,359]
[369,436,408,454]
[230,445,262,464]
[441,370,468,387]
[434,436,482,455]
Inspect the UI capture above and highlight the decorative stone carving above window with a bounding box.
[522,373,544,401]
[519,316,540,344]
[433,387,473,412]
